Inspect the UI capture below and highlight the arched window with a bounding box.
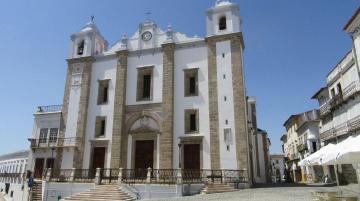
[219,16,227,30]
[77,40,85,55]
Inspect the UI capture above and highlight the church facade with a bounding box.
[28,0,252,184]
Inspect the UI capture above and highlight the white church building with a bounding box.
[25,1,268,199]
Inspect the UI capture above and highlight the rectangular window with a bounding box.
[184,68,198,97]
[143,74,151,98]
[97,80,110,104]
[331,88,335,97]
[95,116,106,137]
[137,67,153,101]
[337,83,342,95]
[39,128,48,144]
[48,128,58,144]
[185,109,199,133]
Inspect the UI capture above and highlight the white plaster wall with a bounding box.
[354,33,360,66]
[216,40,237,169]
[0,182,28,201]
[33,113,61,139]
[83,56,117,169]
[43,182,94,201]
[61,150,74,169]
[173,44,210,169]
[255,134,266,183]
[65,82,81,139]
[126,52,163,105]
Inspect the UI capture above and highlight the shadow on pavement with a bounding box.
[252,183,337,188]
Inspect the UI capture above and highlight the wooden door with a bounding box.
[34,158,44,179]
[135,140,154,169]
[92,147,106,169]
[183,144,200,170]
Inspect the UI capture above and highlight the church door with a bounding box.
[92,147,106,169]
[183,144,200,170]
[135,140,154,169]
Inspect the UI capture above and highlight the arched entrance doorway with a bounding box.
[127,115,161,170]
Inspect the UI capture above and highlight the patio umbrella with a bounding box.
[301,143,337,166]
[335,135,360,164]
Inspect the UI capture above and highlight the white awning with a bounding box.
[299,143,337,166]
[300,135,360,166]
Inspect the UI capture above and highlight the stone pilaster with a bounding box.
[71,57,94,169]
[160,42,175,169]
[111,50,128,168]
[230,33,249,180]
[205,38,221,170]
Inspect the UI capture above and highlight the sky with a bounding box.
[0,0,358,155]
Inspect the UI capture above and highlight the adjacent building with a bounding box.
[27,0,259,189]
[247,97,271,184]
[270,154,285,183]
[310,7,360,184]
[281,109,321,183]
[0,150,29,201]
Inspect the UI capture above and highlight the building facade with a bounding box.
[27,0,253,185]
[310,8,360,184]
[247,97,271,184]
[270,154,285,183]
[0,150,29,201]
[281,109,321,183]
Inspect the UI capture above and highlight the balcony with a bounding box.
[297,110,319,129]
[297,143,308,152]
[29,137,79,149]
[290,153,300,161]
[37,105,62,113]
[320,115,360,141]
[342,81,360,100]
[319,82,360,117]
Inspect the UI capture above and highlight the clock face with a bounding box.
[142,31,152,41]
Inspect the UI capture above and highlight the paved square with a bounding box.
[151,184,360,201]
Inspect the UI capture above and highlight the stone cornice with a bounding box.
[161,42,176,51]
[66,56,95,64]
[205,32,245,49]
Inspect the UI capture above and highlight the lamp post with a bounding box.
[178,143,182,169]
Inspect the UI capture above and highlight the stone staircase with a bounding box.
[62,184,135,201]
[30,181,43,201]
[201,182,239,194]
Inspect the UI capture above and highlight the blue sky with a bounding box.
[0,0,358,155]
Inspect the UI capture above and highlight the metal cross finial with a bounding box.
[91,15,95,23]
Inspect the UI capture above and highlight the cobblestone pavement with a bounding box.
[150,183,360,201]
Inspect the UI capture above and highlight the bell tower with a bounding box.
[206,0,242,36]
[69,19,108,58]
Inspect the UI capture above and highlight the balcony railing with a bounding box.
[342,81,360,100]
[29,137,79,149]
[298,110,319,128]
[319,82,360,117]
[43,168,247,185]
[37,105,62,113]
[319,101,331,116]
[297,143,308,152]
[320,115,360,141]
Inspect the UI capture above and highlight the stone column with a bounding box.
[95,168,101,185]
[176,169,182,184]
[69,168,75,182]
[230,33,249,181]
[46,168,52,182]
[111,50,128,168]
[72,57,94,169]
[205,38,221,170]
[118,167,123,185]
[160,43,176,169]
[146,167,152,184]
